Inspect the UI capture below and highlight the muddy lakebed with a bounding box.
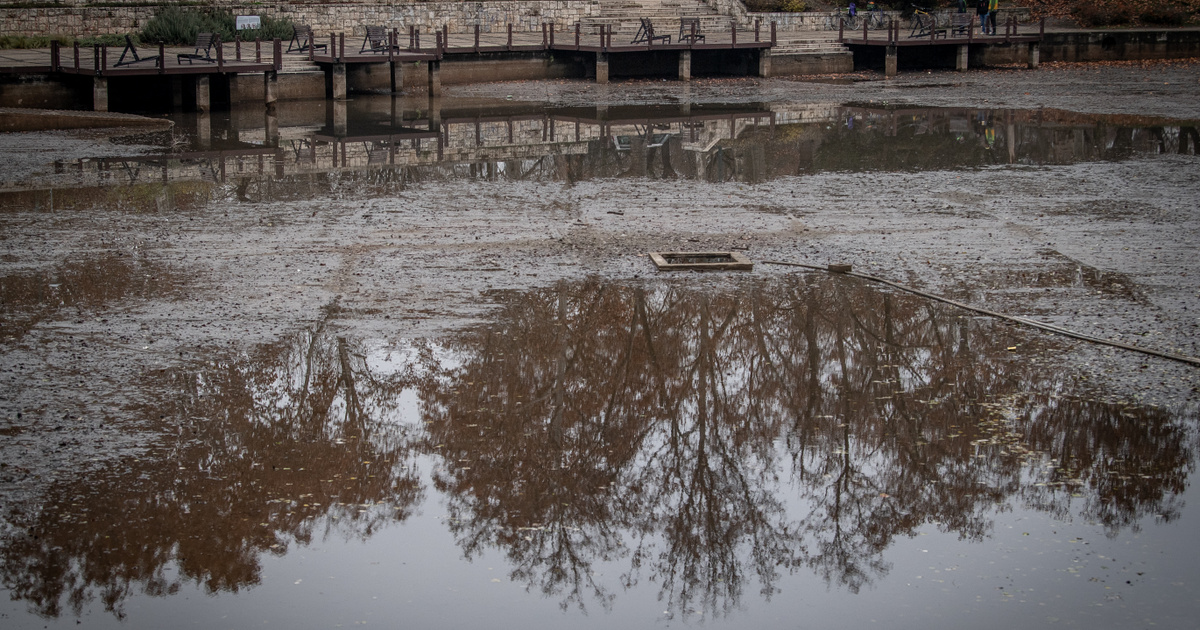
[1,62,1199,628]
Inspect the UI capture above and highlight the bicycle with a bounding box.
[908,4,940,38]
[826,7,860,31]
[865,6,888,30]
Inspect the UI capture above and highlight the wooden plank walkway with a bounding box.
[306,23,773,64]
[837,15,1043,47]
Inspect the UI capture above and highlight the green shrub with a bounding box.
[75,33,133,47]
[0,34,72,49]
[140,7,293,45]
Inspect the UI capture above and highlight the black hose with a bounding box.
[763,260,1200,368]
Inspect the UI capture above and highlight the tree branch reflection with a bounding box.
[0,310,422,619]
[420,276,1193,616]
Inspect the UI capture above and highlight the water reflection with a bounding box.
[2,100,1195,206]
[0,252,181,341]
[418,277,1191,616]
[1,277,1193,621]
[0,309,422,618]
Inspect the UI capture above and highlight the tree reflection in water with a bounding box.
[1,277,1192,622]
[0,305,422,619]
[419,275,1193,618]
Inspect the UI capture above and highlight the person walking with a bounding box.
[987,0,999,34]
[976,0,989,33]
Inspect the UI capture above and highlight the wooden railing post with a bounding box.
[507,23,513,50]
[256,38,262,63]
[235,34,241,61]
[475,24,480,52]
[50,40,59,71]
[275,38,282,71]
[158,42,165,72]
[731,21,736,45]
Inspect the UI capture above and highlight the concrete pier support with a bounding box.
[92,76,108,112]
[195,75,210,113]
[333,99,347,137]
[955,44,969,71]
[758,49,772,78]
[227,74,241,104]
[678,50,691,81]
[596,52,609,84]
[264,70,278,110]
[428,60,442,97]
[391,61,404,93]
[196,113,211,149]
[885,45,897,78]
[331,63,347,100]
[428,98,442,130]
[1028,42,1040,69]
[264,110,279,148]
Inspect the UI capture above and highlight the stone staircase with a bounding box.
[277,53,322,74]
[580,0,734,37]
[770,35,853,55]
[579,0,852,58]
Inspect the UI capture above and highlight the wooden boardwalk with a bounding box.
[837,15,1043,47]
[305,23,772,64]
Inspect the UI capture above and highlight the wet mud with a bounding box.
[1,60,1199,627]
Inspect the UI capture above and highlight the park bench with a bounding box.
[632,18,670,45]
[361,26,398,54]
[287,25,328,54]
[115,34,159,67]
[678,17,705,44]
[177,33,217,64]
[949,13,972,36]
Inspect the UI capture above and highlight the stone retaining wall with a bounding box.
[0,1,602,38]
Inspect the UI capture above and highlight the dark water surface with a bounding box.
[2,97,1196,204]
[2,98,1199,628]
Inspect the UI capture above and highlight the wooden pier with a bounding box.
[0,16,1047,112]
[838,16,1044,76]
[0,20,777,111]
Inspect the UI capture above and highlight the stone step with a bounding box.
[278,56,322,73]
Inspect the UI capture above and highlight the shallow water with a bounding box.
[2,274,1198,627]
[1,95,1199,628]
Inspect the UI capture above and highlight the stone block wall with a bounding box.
[0,1,603,38]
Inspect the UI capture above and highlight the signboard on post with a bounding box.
[236,16,261,30]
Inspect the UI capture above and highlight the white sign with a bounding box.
[236,16,261,30]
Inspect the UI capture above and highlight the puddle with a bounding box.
[1,275,1196,627]
[1,99,1196,206]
